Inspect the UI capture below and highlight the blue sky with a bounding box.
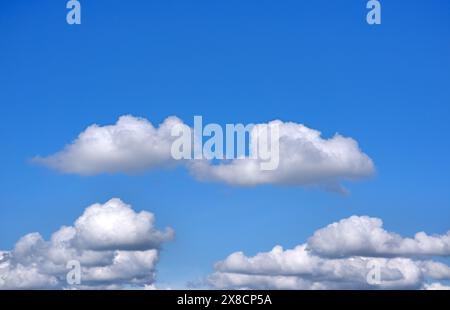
[0,0,449,288]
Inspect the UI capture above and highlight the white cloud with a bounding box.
[74,198,174,251]
[35,116,374,191]
[34,116,184,175]
[0,259,59,290]
[81,250,159,284]
[190,120,374,191]
[210,246,424,289]
[423,282,450,290]
[208,216,450,290]
[0,199,173,289]
[419,261,450,280]
[307,216,450,257]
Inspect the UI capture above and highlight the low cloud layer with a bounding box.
[35,115,374,191]
[208,216,450,290]
[0,199,174,289]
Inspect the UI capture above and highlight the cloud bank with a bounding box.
[0,199,174,289]
[208,216,450,290]
[35,115,374,191]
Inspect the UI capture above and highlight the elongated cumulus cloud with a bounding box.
[0,199,174,289]
[34,116,184,175]
[307,216,450,258]
[208,215,450,290]
[35,115,375,191]
[189,120,374,190]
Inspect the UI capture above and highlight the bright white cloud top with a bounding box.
[35,115,375,191]
[308,216,450,258]
[34,116,184,175]
[189,120,374,190]
[0,199,174,289]
[208,215,450,290]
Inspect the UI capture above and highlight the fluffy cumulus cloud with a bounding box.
[74,199,173,251]
[307,216,450,258]
[190,120,374,191]
[0,199,173,289]
[35,115,374,191]
[34,116,184,175]
[208,216,450,290]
